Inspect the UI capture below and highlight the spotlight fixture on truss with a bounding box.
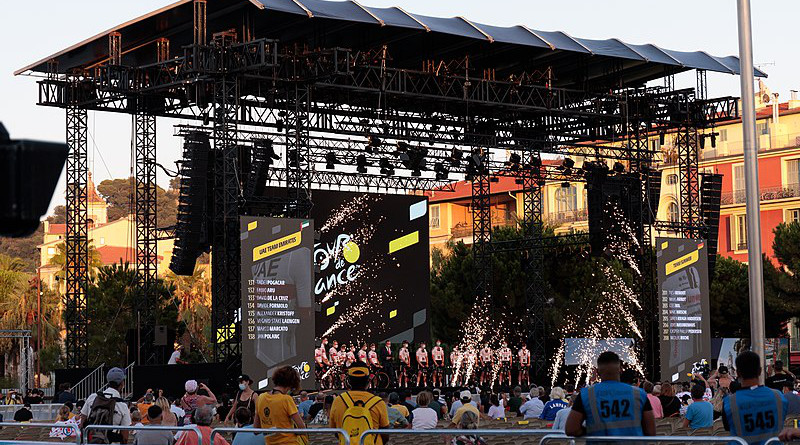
[449,147,463,166]
[379,157,395,176]
[276,111,286,133]
[400,146,427,176]
[325,151,337,170]
[356,154,370,173]
[366,135,382,153]
[527,153,542,169]
[506,152,521,171]
[287,148,302,168]
[394,141,410,155]
[613,161,625,173]
[434,162,449,180]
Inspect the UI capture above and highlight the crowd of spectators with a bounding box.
[2,352,800,444]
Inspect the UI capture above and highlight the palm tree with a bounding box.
[47,241,103,292]
[163,264,212,356]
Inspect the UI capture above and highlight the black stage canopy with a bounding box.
[17,0,765,88]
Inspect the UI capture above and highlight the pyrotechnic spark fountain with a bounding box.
[550,200,645,386]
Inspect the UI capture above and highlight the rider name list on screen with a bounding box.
[241,217,315,389]
[657,238,711,382]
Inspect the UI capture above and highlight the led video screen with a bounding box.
[312,191,431,345]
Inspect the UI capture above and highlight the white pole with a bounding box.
[736,0,766,369]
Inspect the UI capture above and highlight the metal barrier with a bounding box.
[764,438,799,444]
[0,421,81,445]
[212,427,350,445]
[83,424,201,444]
[0,404,64,422]
[539,433,750,445]
[358,428,563,445]
[72,363,105,401]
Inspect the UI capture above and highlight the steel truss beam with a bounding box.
[522,163,546,378]
[211,42,242,366]
[64,84,89,368]
[134,112,158,364]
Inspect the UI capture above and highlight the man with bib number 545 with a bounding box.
[565,351,655,438]
[723,351,787,445]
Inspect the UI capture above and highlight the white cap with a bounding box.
[460,390,472,400]
[185,380,198,392]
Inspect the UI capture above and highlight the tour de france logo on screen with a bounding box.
[314,233,361,295]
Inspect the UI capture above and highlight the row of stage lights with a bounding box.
[254,135,640,185]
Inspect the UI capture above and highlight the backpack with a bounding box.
[340,392,381,445]
[85,391,121,444]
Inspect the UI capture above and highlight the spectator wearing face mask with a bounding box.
[224,375,256,425]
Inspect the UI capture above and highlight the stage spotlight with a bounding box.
[562,157,575,169]
[400,146,428,176]
[356,154,369,173]
[613,161,625,173]
[711,133,717,148]
[506,153,521,171]
[325,151,337,170]
[659,132,665,145]
[394,141,410,155]
[529,154,542,168]
[276,111,286,133]
[490,176,499,183]
[379,157,395,176]
[434,162,449,180]
[449,147,463,166]
[288,148,302,168]
[700,135,706,149]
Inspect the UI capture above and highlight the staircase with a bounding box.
[72,363,105,401]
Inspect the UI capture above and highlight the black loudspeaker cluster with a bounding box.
[169,131,211,275]
[585,161,652,257]
[700,173,723,279]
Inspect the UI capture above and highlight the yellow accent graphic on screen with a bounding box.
[665,249,699,275]
[247,221,258,231]
[388,231,419,253]
[253,230,302,261]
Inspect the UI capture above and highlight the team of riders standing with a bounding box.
[314,337,533,389]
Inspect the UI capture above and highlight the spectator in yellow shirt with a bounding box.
[254,366,306,445]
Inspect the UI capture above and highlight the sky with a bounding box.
[1,0,797,216]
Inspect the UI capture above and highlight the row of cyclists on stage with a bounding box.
[314,337,535,390]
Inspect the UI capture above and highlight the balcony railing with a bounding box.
[722,183,800,205]
[737,241,748,251]
[546,209,588,225]
[449,216,517,239]
[429,217,440,229]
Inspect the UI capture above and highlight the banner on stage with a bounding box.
[240,216,315,389]
[657,237,711,382]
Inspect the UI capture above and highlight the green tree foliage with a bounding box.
[84,264,179,366]
[0,224,43,272]
[47,206,66,224]
[773,222,800,277]
[430,225,633,346]
[710,253,800,338]
[0,254,63,366]
[96,177,179,227]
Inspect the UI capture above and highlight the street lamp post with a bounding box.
[736,0,766,368]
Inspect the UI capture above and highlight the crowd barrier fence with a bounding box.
[358,428,563,445]
[539,433,750,445]
[82,424,201,444]
[0,421,80,445]
[211,427,350,445]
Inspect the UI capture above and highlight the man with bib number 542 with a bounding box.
[565,351,655,438]
[723,351,787,445]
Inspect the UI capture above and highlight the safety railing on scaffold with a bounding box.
[83,424,202,444]
[211,427,350,445]
[539,433,750,445]
[0,422,81,445]
[358,428,564,445]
